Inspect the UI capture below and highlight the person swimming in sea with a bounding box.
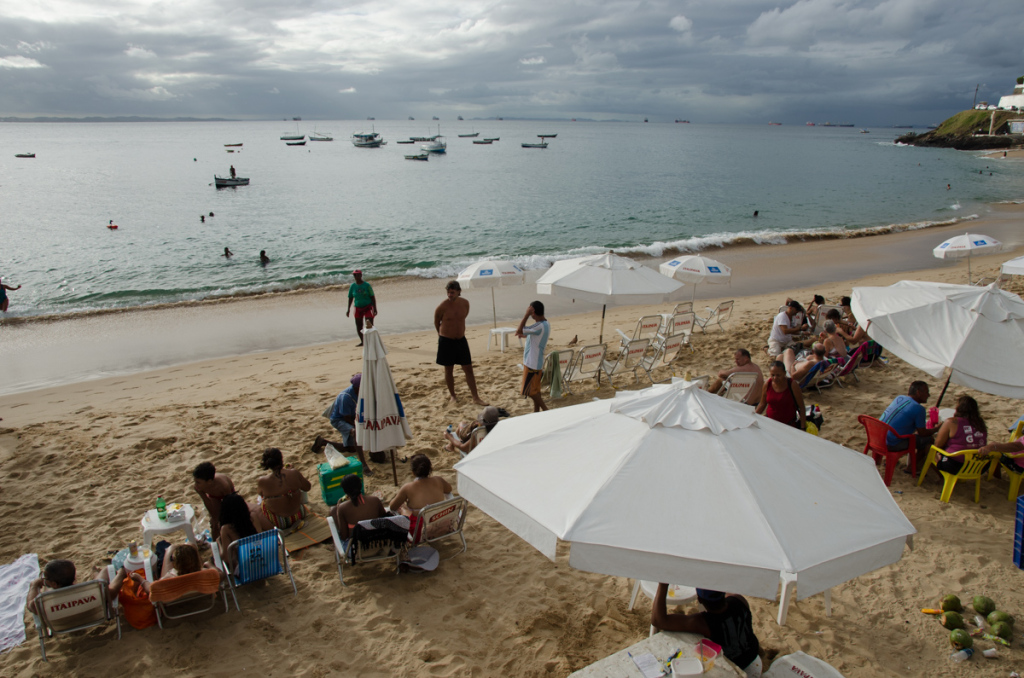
[223,247,233,258]
[259,250,270,266]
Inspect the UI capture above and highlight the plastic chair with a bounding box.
[718,371,760,403]
[987,422,1024,501]
[148,569,227,628]
[410,496,468,557]
[639,333,687,383]
[917,446,990,503]
[32,577,120,661]
[563,344,607,393]
[326,515,405,585]
[211,528,297,609]
[601,338,650,386]
[857,415,916,486]
[695,300,734,333]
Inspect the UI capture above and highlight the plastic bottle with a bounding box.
[928,407,939,428]
[949,648,974,663]
[982,648,998,658]
[156,496,167,521]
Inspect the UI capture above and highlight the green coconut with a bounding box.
[988,611,1014,628]
[973,596,996,616]
[991,622,1013,641]
[941,595,963,612]
[941,612,965,629]
[950,629,974,650]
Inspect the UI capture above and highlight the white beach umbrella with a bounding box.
[455,260,525,329]
[536,252,685,343]
[356,326,413,485]
[851,280,1024,404]
[455,384,914,607]
[932,233,1002,283]
[1002,255,1024,276]
[659,254,732,302]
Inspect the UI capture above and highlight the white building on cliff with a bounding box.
[998,78,1024,110]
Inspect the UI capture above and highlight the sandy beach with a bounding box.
[4,214,1024,676]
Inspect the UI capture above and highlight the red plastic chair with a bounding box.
[857,415,917,486]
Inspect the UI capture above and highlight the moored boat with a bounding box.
[484,137,499,142]
[458,132,479,138]
[421,137,446,153]
[521,142,548,148]
[310,132,334,141]
[396,140,415,144]
[538,134,557,138]
[472,140,492,144]
[410,135,439,142]
[15,152,35,158]
[286,140,307,146]
[280,134,305,140]
[457,116,464,121]
[215,175,250,187]
[404,154,429,161]
[352,130,386,147]
[224,143,243,147]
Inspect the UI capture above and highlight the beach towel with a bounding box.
[0,554,39,653]
[542,352,563,399]
[349,516,410,564]
[282,512,332,553]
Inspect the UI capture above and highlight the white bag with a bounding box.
[324,444,351,470]
[764,652,845,678]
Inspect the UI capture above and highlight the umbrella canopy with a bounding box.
[659,254,732,302]
[851,280,1024,400]
[356,326,413,484]
[456,260,525,329]
[455,384,914,601]
[1002,255,1024,276]
[536,252,685,342]
[932,233,1002,283]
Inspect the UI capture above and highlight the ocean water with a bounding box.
[1,120,1020,318]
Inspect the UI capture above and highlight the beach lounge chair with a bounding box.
[409,496,468,558]
[601,338,650,386]
[717,371,760,403]
[211,528,297,609]
[857,415,916,486]
[659,312,695,352]
[811,304,842,334]
[563,344,607,393]
[639,332,687,383]
[694,300,734,333]
[326,515,407,585]
[148,568,228,628]
[615,315,664,350]
[799,361,841,394]
[917,446,991,503]
[987,423,1024,501]
[670,301,693,315]
[833,342,868,387]
[32,575,120,661]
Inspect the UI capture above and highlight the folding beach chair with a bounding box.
[799,361,842,394]
[32,577,120,661]
[812,305,842,334]
[326,515,406,585]
[616,315,664,351]
[148,568,227,628]
[695,300,734,333]
[563,344,606,393]
[833,342,868,387]
[639,332,687,383]
[211,528,297,609]
[660,312,695,353]
[670,301,693,316]
[717,371,760,403]
[550,349,574,391]
[410,496,468,558]
[601,338,650,386]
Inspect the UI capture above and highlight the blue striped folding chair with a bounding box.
[212,528,297,610]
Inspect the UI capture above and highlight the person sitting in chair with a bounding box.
[781,342,826,383]
[330,474,387,542]
[390,454,452,541]
[444,406,500,455]
[129,543,215,594]
[707,349,764,405]
[880,381,937,458]
[766,301,805,359]
[256,447,312,532]
[819,320,848,361]
[929,394,988,476]
[216,493,264,573]
[26,559,127,615]
[192,461,235,540]
[652,585,763,677]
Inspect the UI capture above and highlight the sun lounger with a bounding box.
[799,361,841,394]
[563,344,607,393]
[694,300,733,333]
[833,342,869,387]
[659,312,695,352]
[601,338,650,386]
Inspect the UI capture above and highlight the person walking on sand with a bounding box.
[434,280,487,405]
[346,269,377,347]
[1,277,21,313]
[515,301,550,412]
[259,250,270,266]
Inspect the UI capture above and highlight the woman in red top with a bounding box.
[755,361,807,429]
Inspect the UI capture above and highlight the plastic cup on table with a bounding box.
[694,639,722,671]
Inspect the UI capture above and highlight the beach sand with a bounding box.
[3,222,1024,676]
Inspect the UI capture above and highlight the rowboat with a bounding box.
[280,134,304,140]
[215,175,250,187]
[405,154,429,161]
[458,132,479,138]
[286,140,307,146]
[484,138,499,142]
[224,143,243,147]
[15,153,35,158]
[396,140,415,144]
[472,140,492,144]
[538,134,557,138]
[521,142,548,148]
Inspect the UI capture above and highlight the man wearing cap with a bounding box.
[346,270,377,347]
[313,373,374,474]
[766,300,805,359]
[652,585,762,677]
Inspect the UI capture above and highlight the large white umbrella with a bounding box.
[659,254,732,302]
[1002,255,1024,276]
[932,233,1002,283]
[356,325,413,485]
[851,280,1024,404]
[455,384,914,606]
[536,252,686,343]
[456,260,525,329]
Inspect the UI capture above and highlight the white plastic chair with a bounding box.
[812,304,842,334]
[695,300,734,333]
[563,344,607,393]
[718,371,760,403]
[601,338,650,385]
[326,515,407,585]
[640,333,687,383]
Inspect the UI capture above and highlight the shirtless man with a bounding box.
[192,462,235,540]
[390,454,452,541]
[781,342,826,382]
[434,280,487,405]
[707,348,764,405]
[255,448,312,532]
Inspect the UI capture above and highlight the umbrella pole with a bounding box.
[491,288,497,329]
[390,450,399,486]
[968,252,973,285]
[691,285,696,303]
[935,373,952,408]
[597,305,607,386]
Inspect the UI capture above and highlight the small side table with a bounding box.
[141,504,196,548]
[488,327,521,352]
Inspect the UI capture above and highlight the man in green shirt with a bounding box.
[346,269,377,346]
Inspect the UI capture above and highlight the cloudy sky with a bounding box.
[1,0,1021,124]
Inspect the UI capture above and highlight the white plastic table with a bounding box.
[488,327,521,352]
[141,504,196,548]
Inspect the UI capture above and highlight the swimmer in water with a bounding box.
[260,250,270,266]
[223,247,233,258]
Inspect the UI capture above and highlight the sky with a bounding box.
[1,0,1022,125]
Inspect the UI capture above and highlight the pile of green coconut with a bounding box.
[938,594,1014,652]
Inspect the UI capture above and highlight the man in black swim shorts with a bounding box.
[434,280,488,405]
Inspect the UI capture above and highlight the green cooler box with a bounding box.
[318,458,364,506]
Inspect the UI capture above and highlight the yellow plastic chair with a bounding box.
[986,421,1024,501]
[920,446,989,503]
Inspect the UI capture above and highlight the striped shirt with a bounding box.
[522,320,551,370]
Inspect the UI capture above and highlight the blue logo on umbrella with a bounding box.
[973,240,987,246]
[940,243,950,248]
[708,266,721,273]
[668,261,680,267]
[480,269,493,276]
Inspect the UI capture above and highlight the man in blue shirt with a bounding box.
[515,301,550,412]
[880,380,936,456]
[313,373,374,474]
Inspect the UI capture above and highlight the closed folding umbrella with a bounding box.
[455,384,914,620]
[659,255,732,302]
[536,252,685,343]
[932,233,1002,283]
[356,326,413,485]
[456,260,525,328]
[851,280,1024,404]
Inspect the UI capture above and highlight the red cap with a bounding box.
[353,269,362,275]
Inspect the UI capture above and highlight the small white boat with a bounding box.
[215,175,249,187]
[310,132,334,141]
[421,137,446,153]
[352,131,385,147]
[521,142,548,148]
[405,154,429,161]
[410,135,438,142]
